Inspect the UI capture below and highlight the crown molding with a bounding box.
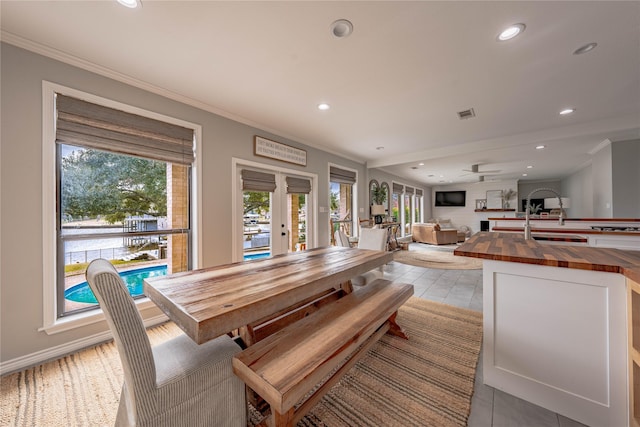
[0,31,364,165]
[587,139,612,156]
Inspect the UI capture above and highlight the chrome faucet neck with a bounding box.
[524,187,565,240]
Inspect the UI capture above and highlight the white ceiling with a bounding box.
[2,1,639,185]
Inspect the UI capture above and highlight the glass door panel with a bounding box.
[287,193,307,252]
[238,167,315,260]
[242,190,272,260]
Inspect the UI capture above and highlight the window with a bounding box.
[329,165,357,240]
[415,189,423,223]
[391,182,403,223]
[43,82,201,331]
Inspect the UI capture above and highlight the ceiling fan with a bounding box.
[462,164,501,175]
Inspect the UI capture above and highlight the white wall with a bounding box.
[591,142,614,218]
[562,165,593,218]
[431,179,519,234]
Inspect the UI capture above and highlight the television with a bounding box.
[434,190,466,207]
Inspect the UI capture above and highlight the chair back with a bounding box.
[86,259,156,421]
[358,228,387,251]
[334,229,351,247]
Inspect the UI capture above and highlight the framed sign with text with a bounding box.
[254,136,307,166]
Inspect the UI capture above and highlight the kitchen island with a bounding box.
[488,217,640,250]
[455,232,640,427]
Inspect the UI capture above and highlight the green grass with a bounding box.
[64,259,144,275]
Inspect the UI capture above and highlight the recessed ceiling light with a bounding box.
[497,23,525,41]
[536,145,546,150]
[419,162,425,166]
[330,19,353,38]
[573,43,597,55]
[376,146,384,150]
[317,103,330,111]
[522,173,528,177]
[559,108,575,115]
[117,0,141,8]
[527,165,533,169]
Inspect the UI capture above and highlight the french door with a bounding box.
[233,160,316,262]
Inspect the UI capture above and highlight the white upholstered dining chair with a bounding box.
[351,227,388,286]
[85,259,246,427]
[334,229,352,247]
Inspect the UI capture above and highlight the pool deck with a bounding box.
[64,259,165,312]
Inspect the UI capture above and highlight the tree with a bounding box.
[61,147,167,223]
[243,191,270,215]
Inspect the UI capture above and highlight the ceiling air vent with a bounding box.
[457,108,476,120]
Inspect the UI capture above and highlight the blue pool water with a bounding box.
[65,265,168,304]
[244,252,270,260]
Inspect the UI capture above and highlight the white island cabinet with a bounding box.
[483,260,628,427]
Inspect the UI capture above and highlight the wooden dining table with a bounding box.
[143,246,394,345]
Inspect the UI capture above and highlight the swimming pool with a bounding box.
[65,265,168,304]
[244,252,271,260]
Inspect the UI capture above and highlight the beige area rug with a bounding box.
[394,247,483,270]
[1,297,483,427]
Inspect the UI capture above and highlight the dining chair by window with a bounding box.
[334,229,352,247]
[85,259,246,427]
[352,228,388,286]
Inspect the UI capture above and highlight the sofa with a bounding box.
[412,223,458,245]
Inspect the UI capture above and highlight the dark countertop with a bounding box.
[531,233,588,243]
[454,232,640,283]
[491,226,640,236]
[487,217,640,222]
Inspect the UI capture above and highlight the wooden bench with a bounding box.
[232,279,414,427]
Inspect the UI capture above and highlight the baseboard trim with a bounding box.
[0,314,168,376]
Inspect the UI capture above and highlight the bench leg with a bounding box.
[387,311,409,340]
[270,408,295,427]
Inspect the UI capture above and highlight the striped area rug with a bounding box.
[1,297,482,427]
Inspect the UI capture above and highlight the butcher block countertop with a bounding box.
[454,232,640,283]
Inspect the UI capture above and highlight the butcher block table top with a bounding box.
[454,232,640,283]
[144,246,393,344]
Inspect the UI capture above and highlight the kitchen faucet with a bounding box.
[524,187,565,240]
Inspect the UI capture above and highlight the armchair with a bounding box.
[411,223,458,245]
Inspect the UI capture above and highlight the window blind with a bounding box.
[392,183,404,194]
[55,94,195,165]
[286,177,311,194]
[329,166,356,185]
[242,170,277,192]
[416,189,423,197]
[405,186,415,195]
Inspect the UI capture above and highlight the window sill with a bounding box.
[40,298,161,335]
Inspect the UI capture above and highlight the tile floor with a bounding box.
[382,245,588,427]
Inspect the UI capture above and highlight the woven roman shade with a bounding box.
[242,170,277,192]
[286,177,311,194]
[329,166,356,185]
[416,189,423,197]
[55,94,195,165]
[405,186,415,195]
[392,183,404,194]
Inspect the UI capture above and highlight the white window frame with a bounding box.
[327,162,359,238]
[392,181,424,237]
[41,81,202,334]
[231,158,318,262]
